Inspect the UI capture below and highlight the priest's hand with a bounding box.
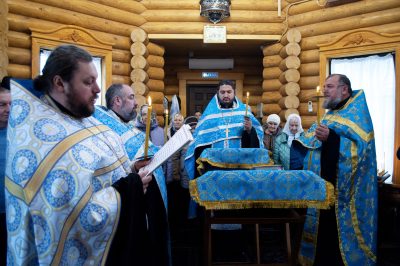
[131,157,151,173]
[138,168,152,193]
[244,116,252,133]
[315,124,329,142]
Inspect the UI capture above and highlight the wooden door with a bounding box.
[187,85,218,116]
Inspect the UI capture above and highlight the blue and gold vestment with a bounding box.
[5,80,130,265]
[92,106,168,209]
[297,90,377,266]
[184,95,264,180]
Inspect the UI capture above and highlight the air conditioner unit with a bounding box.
[189,58,234,70]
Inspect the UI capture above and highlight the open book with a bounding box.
[142,124,194,176]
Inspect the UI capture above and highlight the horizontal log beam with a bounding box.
[30,0,146,26]
[296,7,400,39]
[263,55,282,68]
[263,67,282,80]
[89,0,146,14]
[262,43,283,56]
[299,76,319,91]
[147,67,165,80]
[112,62,131,76]
[263,103,281,115]
[112,75,130,85]
[289,0,400,28]
[113,49,131,63]
[147,55,165,68]
[147,42,165,56]
[146,79,165,92]
[262,91,281,104]
[8,30,30,48]
[262,79,282,92]
[8,14,131,50]
[299,62,320,77]
[299,49,319,64]
[7,46,30,65]
[142,22,283,35]
[7,63,30,78]
[141,0,278,11]
[8,0,138,37]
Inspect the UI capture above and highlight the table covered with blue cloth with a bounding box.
[189,169,334,210]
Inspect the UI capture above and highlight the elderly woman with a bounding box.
[263,114,282,151]
[134,104,165,147]
[273,113,305,170]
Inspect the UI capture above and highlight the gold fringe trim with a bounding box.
[190,177,335,211]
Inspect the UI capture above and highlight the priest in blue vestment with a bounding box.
[184,80,264,180]
[296,74,377,266]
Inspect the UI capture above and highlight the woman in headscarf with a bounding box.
[263,114,282,151]
[273,113,305,170]
[134,104,165,147]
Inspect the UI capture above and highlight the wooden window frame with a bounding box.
[30,25,113,105]
[318,29,400,185]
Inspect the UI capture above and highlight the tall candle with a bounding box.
[316,86,321,125]
[164,109,168,142]
[144,96,152,158]
[245,92,250,116]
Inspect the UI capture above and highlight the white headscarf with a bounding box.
[282,113,304,147]
[267,114,280,125]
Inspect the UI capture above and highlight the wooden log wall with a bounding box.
[284,0,400,128]
[130,27,166,126]
[141,0,284,35]
[5,0,146,91]
[0,1,8,78]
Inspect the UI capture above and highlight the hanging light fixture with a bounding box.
[200,0,231,24]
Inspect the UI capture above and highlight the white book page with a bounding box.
[143,124,193,176]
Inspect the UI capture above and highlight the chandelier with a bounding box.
[200,0,231,24]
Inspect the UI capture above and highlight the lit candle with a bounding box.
[144,96,152,158]
[316,86,321,125]
[245,92,250,116]
[164,109,168,142]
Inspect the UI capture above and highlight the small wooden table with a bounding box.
[203,208,306,266]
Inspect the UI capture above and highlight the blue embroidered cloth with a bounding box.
[297,90,377,266]
[92,106,168,209]
[197,148,276,175]
[184,95,264,180]
[189,169,334,210]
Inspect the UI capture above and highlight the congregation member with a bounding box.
[262,113,282,151]
[273,113,305,170]
[134,104,165,147]
[297,74,377,266]
[4,45,163,265]
[0,77,11,264]
[165,113,191,232]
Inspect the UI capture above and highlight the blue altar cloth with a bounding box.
[189,169,334,210]
[197,148,280,175]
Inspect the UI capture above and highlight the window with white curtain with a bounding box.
[331,53,396,182]
[39,48,103,106]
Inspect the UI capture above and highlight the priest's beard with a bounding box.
[218,97,234,109]
[322,97,342,110]
[65,85,97,118]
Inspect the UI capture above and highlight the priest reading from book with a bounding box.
[184,79,264,181]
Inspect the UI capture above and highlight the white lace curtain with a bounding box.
[331,54,396,182]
